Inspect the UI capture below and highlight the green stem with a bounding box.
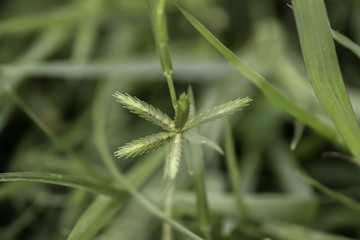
[162,183,174,240]
[224,120,252,220]
[149,0,177,107]
[165,72,177,108]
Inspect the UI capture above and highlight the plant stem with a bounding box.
[165,72,177,109]
[162,183,174,240]
[148,0,177,107]
[185,87,213,239]
[224,120,251,220]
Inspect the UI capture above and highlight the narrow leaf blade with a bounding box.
[299,172,360,212]
[293,0,360,159]
[177,5,339,142]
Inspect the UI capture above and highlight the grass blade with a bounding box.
[332,29,360,59]
[0,172,203,240]
[177,5,339,142]
[0,172,122,198]
[67,196,121,240]
[292,0,360,159]
[298,172,360,212]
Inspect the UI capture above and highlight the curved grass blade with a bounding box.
[115,131,175,158]
[293,0,360,159]
[183,97,252,131]
[0,172,123,198]
[298,172,360,212]
[0,172,203,240]
[67,196,121,240]
[177,5,339,142]
[331,29,360,59]
[224,121,251,220]
[113,92,175,131]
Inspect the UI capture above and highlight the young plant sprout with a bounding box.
[113,92,251,179]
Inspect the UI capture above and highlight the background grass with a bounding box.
[1,0,360,239]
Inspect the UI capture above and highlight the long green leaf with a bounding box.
[177,5,339,143]
[293,0,360,159]
[0,172,203,240]
[0,172,122,198]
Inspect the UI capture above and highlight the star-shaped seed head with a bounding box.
[113,91,251,179]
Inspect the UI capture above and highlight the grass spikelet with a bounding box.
[183,97,252,131]
[165,133,183,179]
[115,132,176,158]
[113,92,175,131]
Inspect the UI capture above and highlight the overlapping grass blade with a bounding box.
[332,30,360,59]
[292,0,360,159]
[177,5,339,142]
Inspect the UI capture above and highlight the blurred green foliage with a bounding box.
[0,0,360,239]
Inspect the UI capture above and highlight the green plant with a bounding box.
[1,0,360,239]
[113,91,251,179]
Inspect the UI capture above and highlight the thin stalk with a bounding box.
[162,184,174,240]
[186,88,212,240]
[148,0,177,107]
[224,120,251,220]
[192,152,212,240]
[4,85,107,182]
